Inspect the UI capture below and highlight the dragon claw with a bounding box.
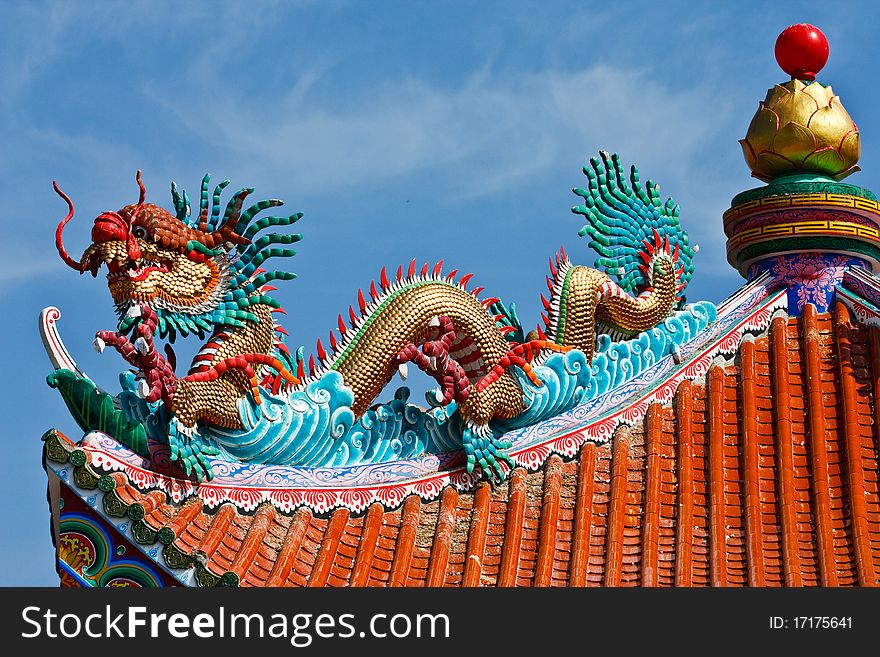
[167,421,215,483]
[92,336,105,353]
[463,426,513,481]
[136,378,151,398]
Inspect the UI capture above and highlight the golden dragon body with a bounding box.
[51,153,693,479]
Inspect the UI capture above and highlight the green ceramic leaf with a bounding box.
[46,369,149,458]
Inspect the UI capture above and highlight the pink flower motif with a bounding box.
[767,254,854,310]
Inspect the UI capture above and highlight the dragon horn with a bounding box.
[136,170,146,205]
[53,181,84,272]
[125,171,145,263]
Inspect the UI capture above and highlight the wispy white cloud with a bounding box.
[0,0,305,108]
[0,256,64,288]
[4,0,753,299]
[0,2,75,105]
[150,61,729,202]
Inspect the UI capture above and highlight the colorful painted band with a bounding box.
[727,219,880,252]
[723,193,880,234]
[729,236,880,275]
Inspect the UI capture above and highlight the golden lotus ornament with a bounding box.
[740,79,860,182]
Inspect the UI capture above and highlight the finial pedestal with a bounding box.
[728,24,878,314]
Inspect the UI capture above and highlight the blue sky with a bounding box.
[2,0,877,585]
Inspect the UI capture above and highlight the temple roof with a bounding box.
[40,23,880,588]
[44,299,880,586]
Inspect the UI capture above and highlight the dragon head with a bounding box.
[54,172,302,339]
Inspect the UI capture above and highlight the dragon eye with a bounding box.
[132,226,148,239]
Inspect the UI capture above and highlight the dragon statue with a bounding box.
[47,151,697,482]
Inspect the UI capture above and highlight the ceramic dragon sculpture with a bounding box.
[48,152,696,482]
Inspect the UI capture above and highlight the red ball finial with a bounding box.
[775,24,829,80]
